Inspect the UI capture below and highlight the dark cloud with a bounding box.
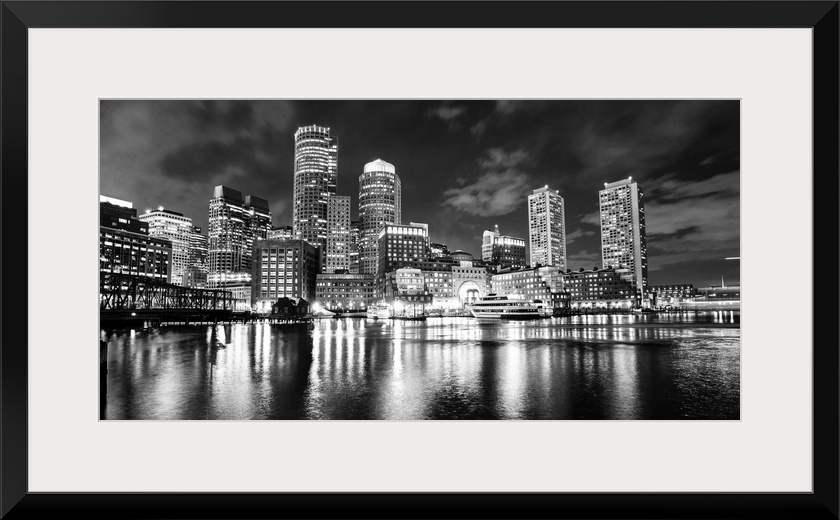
[100,100,739,287]
[443,148,531,216]
[428,104,467,121]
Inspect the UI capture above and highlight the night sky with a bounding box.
[100,100,740,288]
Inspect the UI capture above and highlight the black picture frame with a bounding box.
[1,1,837,518]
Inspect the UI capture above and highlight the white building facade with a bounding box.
[138,209,193,286]
[527,186,567,270]
[358,158,401,275]
[598,177,648,295]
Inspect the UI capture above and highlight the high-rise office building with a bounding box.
[359,158,401,275]
[99,196,171,283]
[244,195,272,259]
[599,177,648,295]
[207,185,271,289]
[377,222,430,286]
[326,195,352,273]
[349,220,361,274]
[184,226,209,289]
[139,208,194,286]
[482,224,527,270]
[528,186,567,269]
[292,125,338,265]
[315,273,377,311]
[189,226,208,273]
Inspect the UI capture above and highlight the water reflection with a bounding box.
[104,313,740,420]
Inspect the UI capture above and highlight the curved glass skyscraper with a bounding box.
[292,125,338,266]
[358,158,401,275]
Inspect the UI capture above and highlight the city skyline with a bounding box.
[100,100,740,287]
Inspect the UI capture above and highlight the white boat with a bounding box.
[466,294,541,319]
[366,303,391,319]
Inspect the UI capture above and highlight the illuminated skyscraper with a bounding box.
[184,226,208,289]
[599,177,648,295]
[326,195,352,273]
[527,186,566,269]
[139,208,194,286]
[359,158,401,275]
[244,195,272,259]
[292,125,338,265]
[349,220,361,274]
[207,185,271,290]
[189,226,208,274]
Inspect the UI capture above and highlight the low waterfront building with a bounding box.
[451,260,490,306]
[697,284,740,301]
[251,239,320,313]
[272,296,310,318]
[315,273,376,311]
[482,225,527,270]
[100,227,172,282]
[382,268,433,315]
[491,266,569,311]
[674,283,740,311]
[650,284,695,305]
[562,266,637,310]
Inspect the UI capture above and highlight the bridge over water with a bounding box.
[100,272,238,327]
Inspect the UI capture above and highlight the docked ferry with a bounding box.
[466,294,541,319]
[366,303,392,320]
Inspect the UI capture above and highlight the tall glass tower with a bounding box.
[208,185,271,289]
[358,158,401,275]
[325,195,352,273]
[599,177,648,295]
[527,186,567,270]
[292,125,338,266]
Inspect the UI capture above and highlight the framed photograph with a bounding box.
[2,1,836,518]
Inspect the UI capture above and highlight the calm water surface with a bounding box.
[102,313,740,420]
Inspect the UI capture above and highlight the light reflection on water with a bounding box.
[103,314,740,420]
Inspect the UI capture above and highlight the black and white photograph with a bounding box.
[99,99,740,420]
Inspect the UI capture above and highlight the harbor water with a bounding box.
[101,313,740,420]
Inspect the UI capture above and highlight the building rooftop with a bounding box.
[213,185,244,202]
[363,158,396,174]
[100,195,132,208]
[603,177,635,189]
[531,185,560,195]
